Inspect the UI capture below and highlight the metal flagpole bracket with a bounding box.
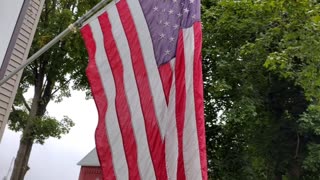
[0,0,111,86]
[68,24,77,33]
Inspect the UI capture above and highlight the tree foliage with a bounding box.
[9,109,74,144]
[202,0,320,179]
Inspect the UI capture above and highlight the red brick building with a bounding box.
[78,148,102,180]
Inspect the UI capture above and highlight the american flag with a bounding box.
[81,0,207,179]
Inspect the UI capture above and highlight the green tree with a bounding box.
[8,0,99,179]
[202,0,320,179]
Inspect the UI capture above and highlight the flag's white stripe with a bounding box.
[90,18,129,180]
[106,6,156,180]
[126,0,168,138]
[165,59,179,180]
[182,26,202,180]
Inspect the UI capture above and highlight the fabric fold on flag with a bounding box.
[81,0,207,179]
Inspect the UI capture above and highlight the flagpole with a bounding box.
[0,0,111,86]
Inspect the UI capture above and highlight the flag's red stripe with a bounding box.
[116,1,168,179]
[81,25,116,179]
[159,63,173,105]
[98,13,141,179]
[193,22,208,180]
[175,29,186,180]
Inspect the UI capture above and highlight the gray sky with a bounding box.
[0,90,98,180]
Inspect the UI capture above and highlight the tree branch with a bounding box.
[294,133,300,159]
[12,105,16,112]
[32,63,38,86]
[43,78,54,101]
[50,78,72,97]
[41,78,48,97]
[21,94,31,113]
[37,78,55,116]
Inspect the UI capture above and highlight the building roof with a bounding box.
[77,148,100,166]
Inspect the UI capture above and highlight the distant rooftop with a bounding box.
[77,148,100,166]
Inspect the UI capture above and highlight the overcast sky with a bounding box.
[0,90,98,180]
